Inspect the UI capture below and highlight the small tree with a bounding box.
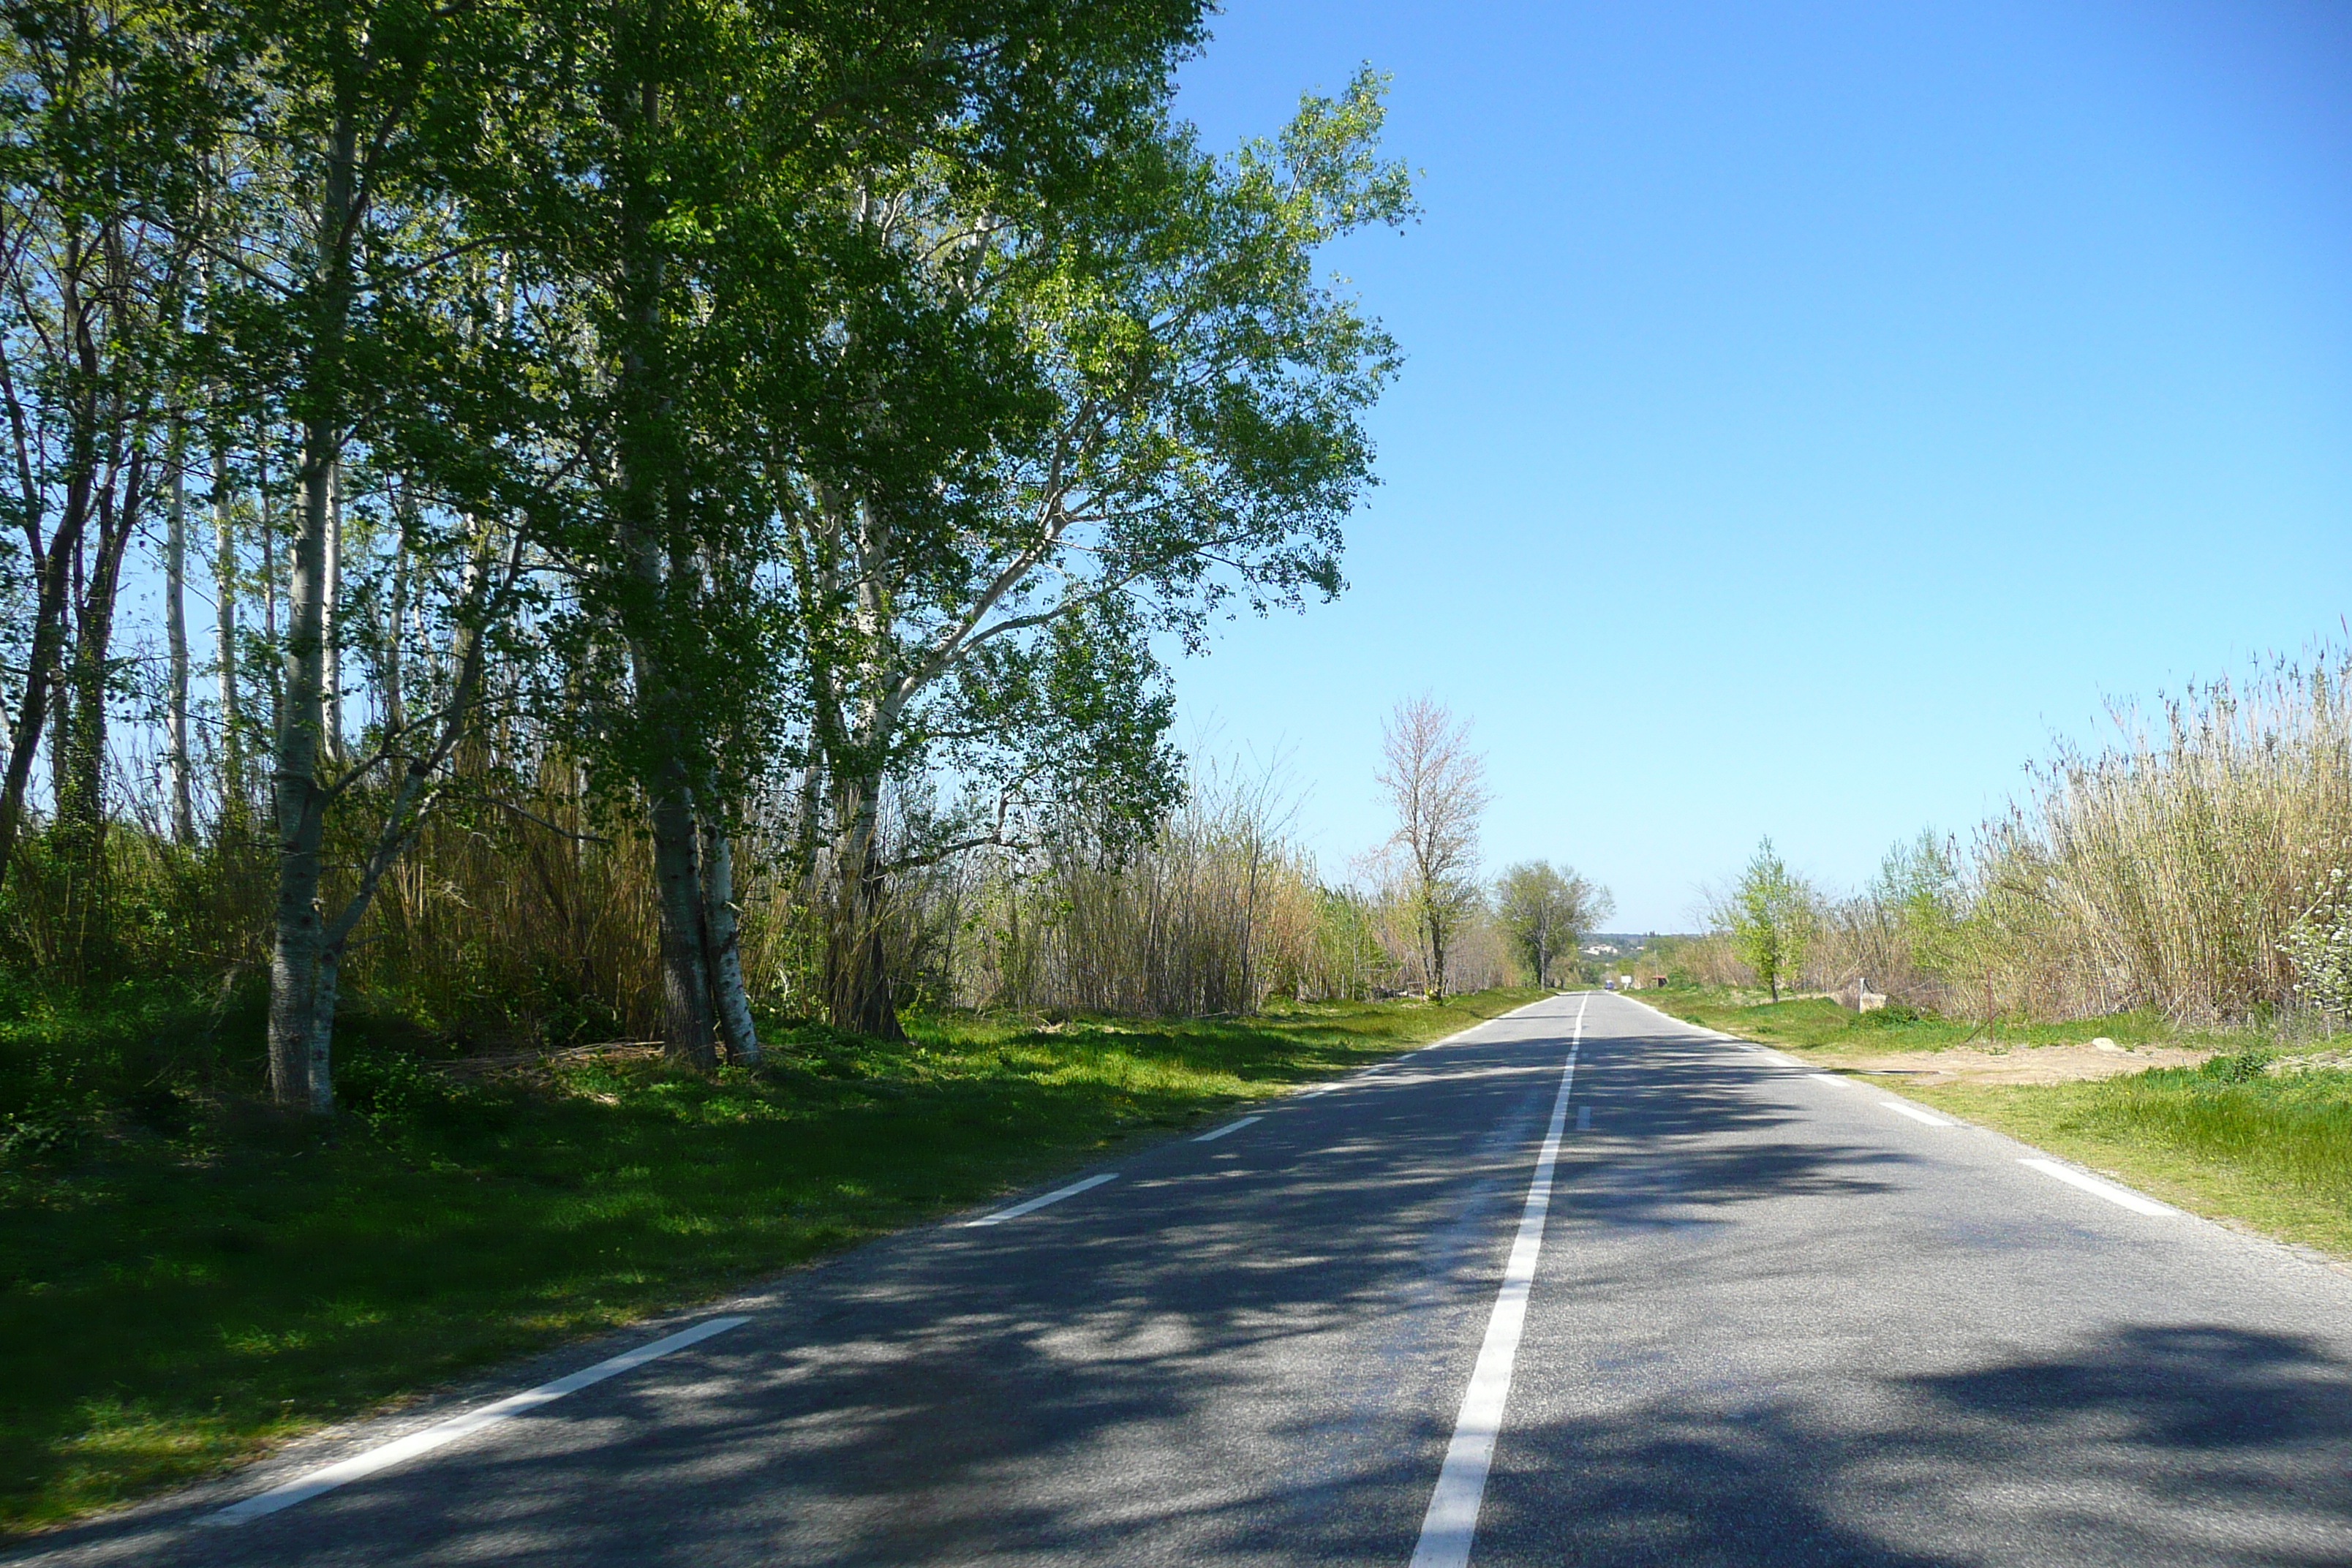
[1496,860,1613,987]
[1871,829,1964,975]
[1719,837,1815,1002]
[1376,696,1488,998]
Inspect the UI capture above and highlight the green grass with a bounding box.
[1907,1062,2352,1260]
[0,984,1543,1537]
[1626,986,2191,1055]
[1629,987,2352,1261]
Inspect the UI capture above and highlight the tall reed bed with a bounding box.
[1967,652,2352,1023]
[923,749,1531,1017]
[4,728,1523,1044]
[951,763,1513,1015]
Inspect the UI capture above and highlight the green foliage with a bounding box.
[1718,837,1815,1002]
[1870,829,1964,973]
[2280,867,2352,1018]
[2197,1049,2275,1084]
[1493,860,1611,987]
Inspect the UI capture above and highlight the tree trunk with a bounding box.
[212,430,242,822]
[1428,905,1447,1000]
[826,780,902,1039]
[55,459,142,911]
[322,457,345,767]
[266,422,333,1109]
[260,430,279,718]
[10,232,102,878]
[647,769,719,1068]
[702,815,760,1064]
[0,491,82,889]
[382,498,407,736]
[165,418,193,842]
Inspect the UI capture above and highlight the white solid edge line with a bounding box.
[210,1315,751,1524]
[1409,993,1588,1568]
[2019,1157,2176,1217]
[1194,1115,1262,1143]
[1880,1100,1953,1127]
[965,1172,1119,1227]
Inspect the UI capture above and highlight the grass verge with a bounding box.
[1622,986,2189,1055]
[1901,1066,2352,1262]
[0,985,1545,1537]
[1626,987,2352,1263]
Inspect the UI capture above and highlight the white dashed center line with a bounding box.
[1409,995,1588,1568]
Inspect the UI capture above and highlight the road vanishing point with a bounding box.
[15,992,2352,1567]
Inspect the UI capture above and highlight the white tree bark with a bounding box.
[164,417,194,842]
[323,457,346,767]
[702,818,761,1064]
[211,431,241,819]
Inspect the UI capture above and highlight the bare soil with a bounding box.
[1820,1041,2216,1087]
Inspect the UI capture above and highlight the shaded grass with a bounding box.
[0,985,1543,1536]
[1907,1063,2352,1262]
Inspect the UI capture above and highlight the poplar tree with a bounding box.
[1496,860,1612,987]
[777,70,1415,1036]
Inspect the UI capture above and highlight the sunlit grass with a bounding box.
[1632,986,2221,1055]
[1911,1063,2352,1261]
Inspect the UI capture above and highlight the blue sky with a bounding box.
[1163,0,2352,930]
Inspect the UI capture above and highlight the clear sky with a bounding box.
[1161,0,2352,931]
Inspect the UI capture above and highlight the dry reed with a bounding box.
[1961,652,2352,1023]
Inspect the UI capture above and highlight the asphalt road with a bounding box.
[17,991,2352,1567]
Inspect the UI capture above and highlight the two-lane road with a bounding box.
[18,992,2352,1566]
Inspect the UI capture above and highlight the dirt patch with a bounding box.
[1822,1042,2215,1087]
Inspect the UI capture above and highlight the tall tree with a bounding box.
[500,0,1218,1057]
[0,0,208,889]
[1377,694,1487,998]
[202,0,532,1109]
[1496,859,1611,987]
[776,70,1414,1036]
[162,411,191,839]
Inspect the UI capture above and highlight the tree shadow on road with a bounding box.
[1475,1323,2352,1567]
[37,1024,2350,1568]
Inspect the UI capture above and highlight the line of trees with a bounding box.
[0,0,1419,1107]
[1365,694,1609,996]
